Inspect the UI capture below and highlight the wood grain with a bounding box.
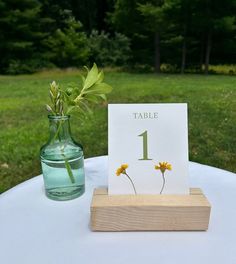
[90,188,211,231]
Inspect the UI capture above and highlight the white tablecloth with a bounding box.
[0,156,236,264]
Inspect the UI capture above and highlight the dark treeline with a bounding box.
[0,0,236,74]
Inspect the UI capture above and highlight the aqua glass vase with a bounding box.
[40,115,85,201]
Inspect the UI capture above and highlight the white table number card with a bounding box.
[108,103,189,195]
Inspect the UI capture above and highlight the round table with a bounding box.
[1,156,236,264]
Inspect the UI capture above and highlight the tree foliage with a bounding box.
[111,0,236,73]
[0,0,46,72]
[0,0,236,74]
[89,30,131,66]
[43,17,89,67]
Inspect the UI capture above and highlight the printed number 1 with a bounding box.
[138,130,152,160]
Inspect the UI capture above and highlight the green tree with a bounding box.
[138,1,166,73]
[43,17,89,67]
[39,0,72,33]
[192,0,236,74]
[70,0,113,32]
[89,30,131,66]
[162,0,207,73]
[110,0,236,73]
[161,0,193,73]
[109,0,153,66]
[0,0,46,73]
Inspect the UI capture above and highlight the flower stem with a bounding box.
[51,120,63,143]
[124,172,137,195]
[62,154,75,184]
[160,172,165,194]
[52,119,76,184]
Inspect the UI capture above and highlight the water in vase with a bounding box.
[41,155,85,201]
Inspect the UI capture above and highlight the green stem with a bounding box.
[52,119,76,184]
[160,172,165,194]
[124,172,137,195]
[62,154,75,184]
[51,120,63,143]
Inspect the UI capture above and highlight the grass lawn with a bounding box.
[0,70,235,193]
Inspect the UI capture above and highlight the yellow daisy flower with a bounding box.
[154,161,172,194]
[115,164,136,194]
[116,164,129,176]
[155,162,172,173]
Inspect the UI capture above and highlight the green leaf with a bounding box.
[85,94,100,103]
[99,94,107,100]
[85,83,112,94]
[96,70,104,84]
[72,87,81,96]
[46,104,53,113]
[66,106,75,114]
[46,63,112,119]
[83,63,99,90]
[74,105,89,120]
[79,100,93,114]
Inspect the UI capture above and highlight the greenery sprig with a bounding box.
[46,63,112,117]
[44,63,112,185]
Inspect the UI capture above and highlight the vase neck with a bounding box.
[48,115,73,142]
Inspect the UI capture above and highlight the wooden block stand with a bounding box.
[90,188,211,231]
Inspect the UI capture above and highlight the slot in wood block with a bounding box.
[90,188,211,231]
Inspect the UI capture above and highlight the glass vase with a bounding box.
[40,115,85,201]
